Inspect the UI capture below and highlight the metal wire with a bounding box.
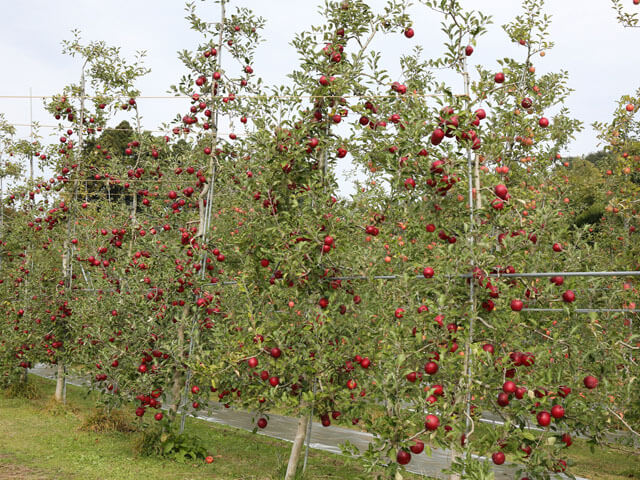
[523,308,638,313]
[328,271,640,281]
[0,92,455,100]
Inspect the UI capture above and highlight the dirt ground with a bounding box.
[0,455,49,480]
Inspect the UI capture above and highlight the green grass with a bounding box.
[0,375,415,480]
[566,438,640,480]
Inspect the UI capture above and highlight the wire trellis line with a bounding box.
[522,308,639,313]
[328,271,640,282]
[4,122,247,136]
[0,92,458,101]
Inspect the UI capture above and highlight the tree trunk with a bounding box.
[54,363,65,402]
[285,414,308,480]
[449,447,461,480]
[169,370,183,415]
[168,307,188,416]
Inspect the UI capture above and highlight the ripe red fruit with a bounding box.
[503,381,517,394]
[260,258,270,268]
[492,452,505,465]
[257,417,268,429]
[404,28,414,38]
[319,298,329,309]
[360,357,371,368]
[424,414,440,430]
[557,386,572,397]
[465,45,474,56]
[482,344,495,355]
[539,117,550,128]
[551,405,565,419]
[191,385,200,394]
[431,128,445,146]
[494,184,508,200]
[410,439,424,454]
[270,347,282,358]
[321,414,331,427]
[423,267,434,278]
[269,376,279,387]
[248,357,258,368]
[138,364,147,373]
[562,290,575,303]
[626,103,635,112]
[552,243,563,252]
[497,393,510,407]
[510,299,524,312]
[494,72,505,84]
[347,379,357,390]
[406,371,417,382]
[537,411,551,427]
[205,456,214,464]
[583,375,598,389]
[394,307,405,318]
[154,412,163,421]
[561,433,573,447]
[475,108,486,120]
[424,361,438,375]
[397,449,411,465]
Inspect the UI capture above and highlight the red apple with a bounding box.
[537,411,551,427]
[551,405,565,419]
[397,449,411,465]
[492,452,505,465]
[583,375,598,389]
[510,299,524,312]
[424,361,438,375]
[494,184,508,200]
[410,440,424,454]
[424,414,440,430]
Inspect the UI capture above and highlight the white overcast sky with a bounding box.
[0,0,638,179]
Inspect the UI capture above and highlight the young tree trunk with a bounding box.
[168,306,188,416]
[449,449,461,480]
[285,414,308,480]
[54,363,65,402]
[169,369,184,416]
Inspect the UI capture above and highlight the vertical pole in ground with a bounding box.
[302,382,316,472]
[29,87,34,183]
[63,364,68,404]
[459,49,477,477]
[179,0,225,434]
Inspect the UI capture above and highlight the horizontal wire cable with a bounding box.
[0,92,455,100]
